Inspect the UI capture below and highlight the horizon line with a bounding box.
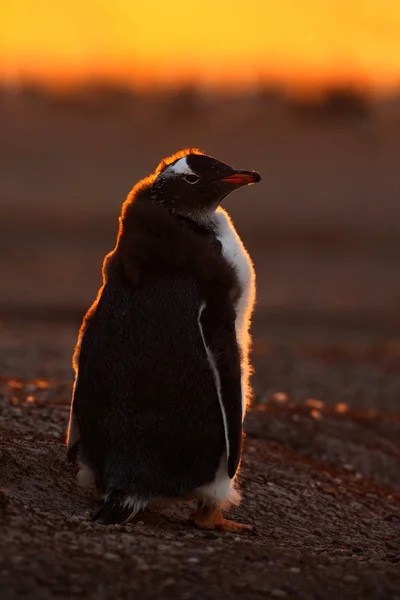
[1,72,400,98]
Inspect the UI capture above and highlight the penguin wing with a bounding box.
[197,301,243,479]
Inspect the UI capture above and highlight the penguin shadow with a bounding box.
[128,502,197,530]
[88,495,257,535]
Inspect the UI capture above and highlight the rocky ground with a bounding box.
[1,317,400,599]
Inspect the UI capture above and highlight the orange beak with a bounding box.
[219,171,261,185]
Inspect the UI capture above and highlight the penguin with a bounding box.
[66,148,261,531]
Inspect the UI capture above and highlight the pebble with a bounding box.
[290,567,301,574]
[343,575,359,584]
[271,589,287,598]
[343,464,355,472]
[186,557,200,564]
[103,552,119,561]
[330,549,348,556]
[24,383,37,394]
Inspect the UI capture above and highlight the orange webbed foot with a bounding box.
[190,503,253,533]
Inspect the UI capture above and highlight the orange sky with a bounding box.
[1,0,400,91]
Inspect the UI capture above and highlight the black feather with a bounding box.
[91,491,143,525]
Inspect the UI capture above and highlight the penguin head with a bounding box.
[140,149,261,218]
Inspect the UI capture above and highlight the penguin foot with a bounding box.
[189,503,252,533]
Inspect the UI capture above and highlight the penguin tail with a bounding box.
[91,490,147,525]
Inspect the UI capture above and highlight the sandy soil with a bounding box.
[1,319,399,600]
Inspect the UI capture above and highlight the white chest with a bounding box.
[212,208,255,341]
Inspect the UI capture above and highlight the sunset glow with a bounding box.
[1,0,400,91]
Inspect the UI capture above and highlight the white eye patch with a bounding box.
[162,156,197,178]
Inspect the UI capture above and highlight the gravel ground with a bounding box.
[1,317,400,599]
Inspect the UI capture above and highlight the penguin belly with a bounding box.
[74,269,230,503]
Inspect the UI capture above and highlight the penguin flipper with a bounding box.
[91,491,146,525]
[198,301,243,480]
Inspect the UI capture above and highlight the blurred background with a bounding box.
[1,1,400,411]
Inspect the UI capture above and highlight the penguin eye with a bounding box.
[184,174,200,184]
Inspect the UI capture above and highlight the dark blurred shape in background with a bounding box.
[1,81,400,323]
